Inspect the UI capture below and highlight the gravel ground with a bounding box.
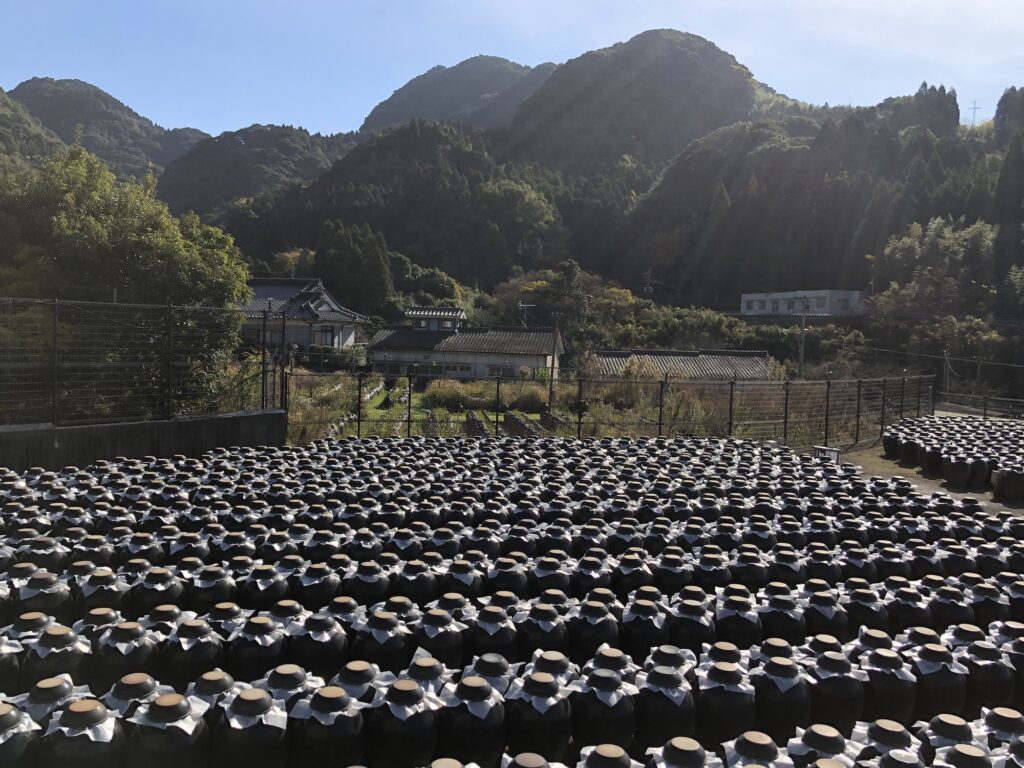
[845,441,1024,514]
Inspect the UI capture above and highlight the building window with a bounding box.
[319,327,334,345]
[816,297,826,308]
[758,300,766,310]
[413,319,427,329]
[440,319,454,329]
[487,366,517,378]
[839,299,850,310]
[786,299,795,311]
[744,300,753,311]
[771,299,780,312]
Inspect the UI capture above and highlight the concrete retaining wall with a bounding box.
[0,410,287,471]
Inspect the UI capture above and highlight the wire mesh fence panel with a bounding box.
[285,371,364,444]
[662,380,731,438]
[173,305,248,417]
[56,302,169,425]
[783,381,828,450]
[936,391,1022,419]
[1,298,265,427]
[580,377,663,438]
[0,299,55,425]
[732,381,786,443]
[824,380,857,447]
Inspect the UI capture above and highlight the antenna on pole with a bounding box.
[641,269,654,298]
[516,301,535,328]
[969,101,981,127]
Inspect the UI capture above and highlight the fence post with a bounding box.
[899,377,906,420]
[727,380,735,437]
[983,395,989,419]
[657,378,666,437]
[51,299,59,427]
[356,372,364,438]
[406,373,413,438]
[931,377,936,415]
[824,379,832,446]
[576,378,584,440]
[260,310,268,410]
[916,377,922,417]
[495,376,501,437]
[782,380,790,446]
[165,305,174,420]
[880,378,887,437]
[855,379,862,444]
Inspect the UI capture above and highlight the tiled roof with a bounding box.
[588,349,776,380]
[368,326,562,356]
[404,306,467,319]
[241,278,368,323]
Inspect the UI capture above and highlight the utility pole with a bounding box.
[797,295,808,380]
[641,269,654,299]
[548,314,559,407]
[969,101,981,127]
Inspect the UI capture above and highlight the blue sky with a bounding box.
[3,0,1022,136]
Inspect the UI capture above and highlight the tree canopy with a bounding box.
[0,143,250,306]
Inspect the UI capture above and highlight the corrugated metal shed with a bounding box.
[587,349,776,380]
[368,326,562,356]
[241,278,368,323]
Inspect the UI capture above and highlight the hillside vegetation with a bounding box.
[9,77,207,176]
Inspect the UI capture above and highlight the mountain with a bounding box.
[157,124,358,216]
[460,62,557,130]
[0,87,64,175]
[361,55,551,131]
[615,84,992,309]
[9,77,208,177]
[505,29,779,169]
[222,120,568,288]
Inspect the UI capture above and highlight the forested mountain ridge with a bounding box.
[0,87,64,176]
[221,120,576,288]
[157,124,358,216]
[360,55,550,132]
[503,29,789,169]
[612,82,1000,308]
[9,77,207,177]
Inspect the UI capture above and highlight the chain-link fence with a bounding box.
[0,298,284,427]
[286,370,935,449]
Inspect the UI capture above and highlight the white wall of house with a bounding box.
[242,319,359,349]
[739,290,864,317]
[369,351,558,379]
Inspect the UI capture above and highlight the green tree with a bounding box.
[315,220,396,314]
[0,143,250,305]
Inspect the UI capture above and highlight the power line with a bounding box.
[841,343,1024,370]
[863,305,1024,331]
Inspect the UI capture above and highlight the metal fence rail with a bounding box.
[286,371,936,450]
[1,296,938,447]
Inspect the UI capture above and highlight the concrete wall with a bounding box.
[0,410,286,471]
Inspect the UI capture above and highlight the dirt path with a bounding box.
[845,442,1023,514]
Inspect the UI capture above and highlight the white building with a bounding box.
[739,290,865,317]
[367,307,562,379]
